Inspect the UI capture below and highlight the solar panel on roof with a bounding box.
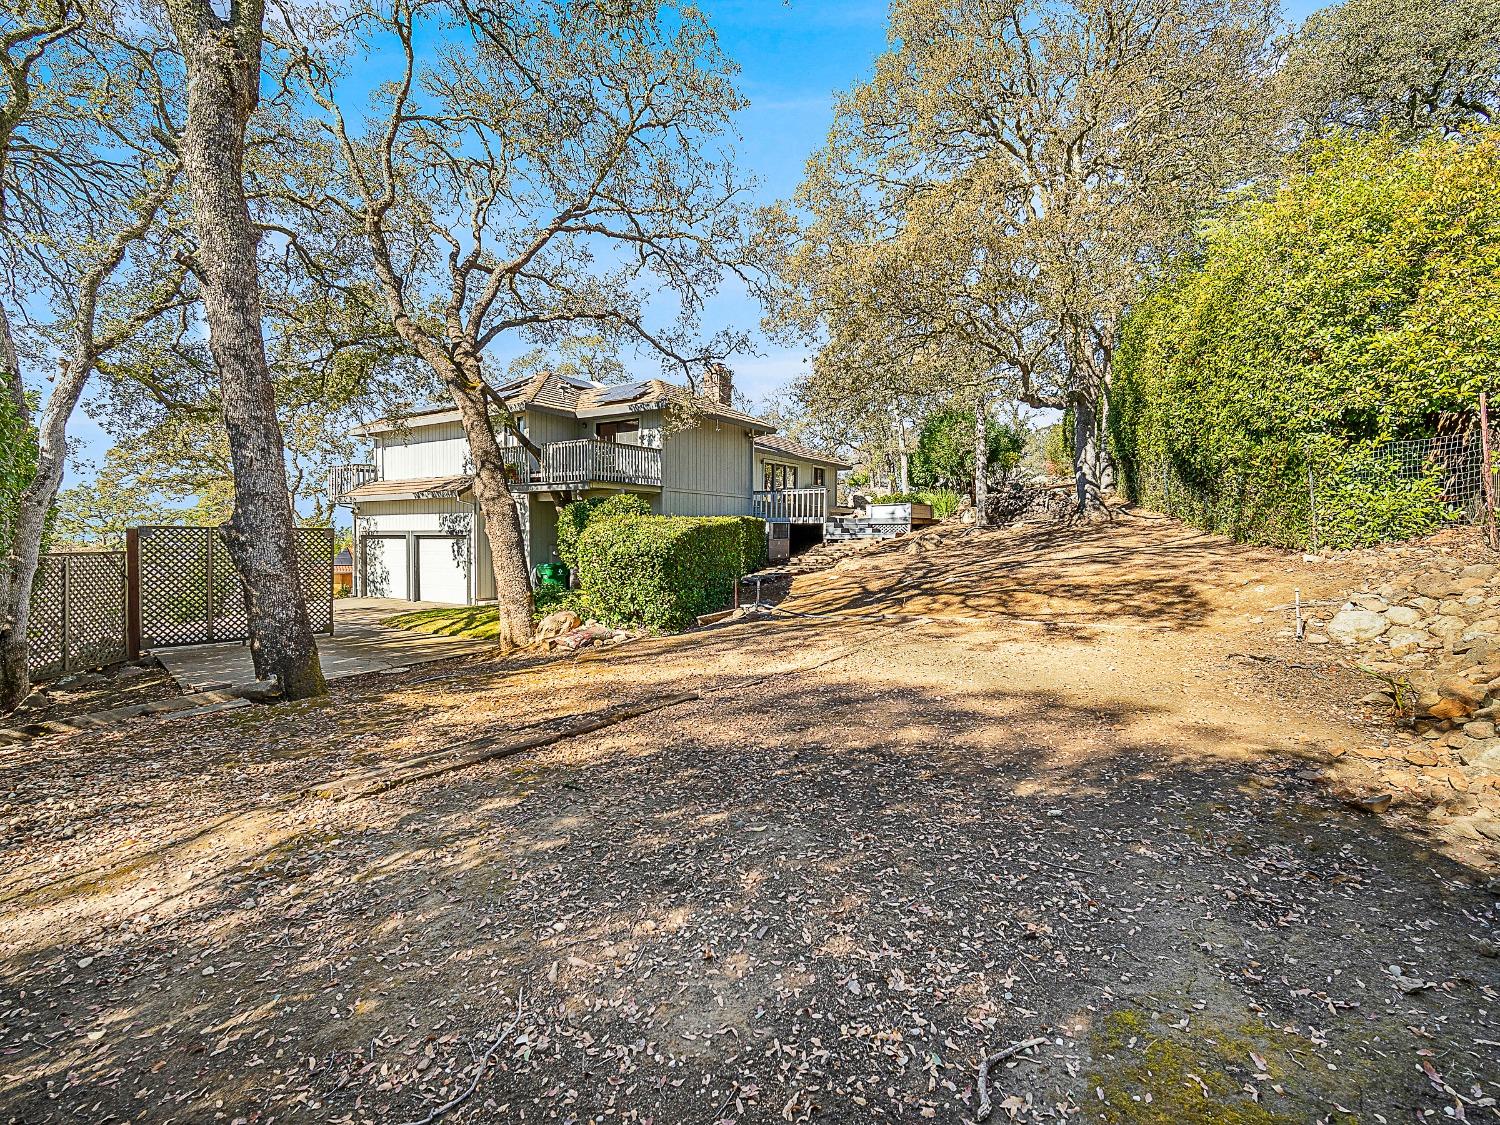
[558,375,597,389]
[592,380,654,404]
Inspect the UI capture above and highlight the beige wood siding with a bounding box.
[756,453,838,514]
[660,418,754,516]
[379,421,471,480]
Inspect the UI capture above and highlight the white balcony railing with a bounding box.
[328,464,376,502]
[541,439,663,488]
[753,488,827,524]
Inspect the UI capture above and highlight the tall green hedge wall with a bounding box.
[1110,129,1500,549]
[575,513,767,631]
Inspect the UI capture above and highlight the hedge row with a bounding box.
[1109,129,1500,549]
[574,513,767,631]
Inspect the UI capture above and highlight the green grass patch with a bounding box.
[384,605,503,640]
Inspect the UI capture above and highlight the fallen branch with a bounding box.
[975,1037,1047,1121]
[398,993,525,1125]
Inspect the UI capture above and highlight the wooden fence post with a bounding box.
[1481,392,1498,551]
[125,528,142,661]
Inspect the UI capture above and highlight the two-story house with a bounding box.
[332,368,850,604]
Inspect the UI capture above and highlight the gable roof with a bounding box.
[754,433,851,469]
[353,372,775,435]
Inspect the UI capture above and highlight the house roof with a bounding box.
[342,475,473,502]
[351,372,775,436]
[754,434,852,469]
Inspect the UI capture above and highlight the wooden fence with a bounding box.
[24,526,335,681]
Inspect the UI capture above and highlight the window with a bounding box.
[596,419,640,443]
[813,467,826,487]
[763,462,798,491]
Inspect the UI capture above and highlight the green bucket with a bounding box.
[534,560,570,590]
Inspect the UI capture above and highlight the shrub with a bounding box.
[555,492,652,568]
[1109,129,1500,549]
[575,514,765,631]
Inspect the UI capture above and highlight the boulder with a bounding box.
[1327,607,1390,644]
[1439,676,1489,707]
[1429,697,1474,722]
[1464,720,1497,740]
[536,610,583,642]
[1384,606,1422,627]
[1385,626,1428,654]
[1350,592,1389,612]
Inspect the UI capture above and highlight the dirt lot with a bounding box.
[2,509,1497,1124]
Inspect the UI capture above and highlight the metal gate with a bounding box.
[126,525,334,655]
[26,551,128,680]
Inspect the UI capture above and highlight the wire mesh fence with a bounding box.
[1140,414,1498,551]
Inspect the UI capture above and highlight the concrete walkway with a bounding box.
[154,598,495,690]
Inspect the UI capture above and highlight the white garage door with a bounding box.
[362,536,409,599]
[416,536,469,604]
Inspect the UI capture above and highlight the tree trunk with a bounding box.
[0,356,88,711]
[166,0,324,698]
[448,375,534,649]
[973,391,989,526]
[1072,393,1111,512]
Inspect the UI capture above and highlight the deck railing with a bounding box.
[541,439,663,488]
[498,445,538,488]
[753,488,827,524]
[328,463,376,502]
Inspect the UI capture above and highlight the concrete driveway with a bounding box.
[154,598,495,690]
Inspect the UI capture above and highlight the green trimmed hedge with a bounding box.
[575,514,766,631]
[555,493,652,569]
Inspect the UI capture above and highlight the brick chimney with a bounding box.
[702,364,734,407]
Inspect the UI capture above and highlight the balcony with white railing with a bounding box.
[539,439,663,489]
[328,463,377,503]
[753,488,827,524]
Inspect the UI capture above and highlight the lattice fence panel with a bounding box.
[136,526,214,648]
[26,552,126,681]
[210,531,249,642]
[296,527,335,633]
[27,556,66,680]
[134,524,334,650]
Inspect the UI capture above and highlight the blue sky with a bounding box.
[64,0,1328,491]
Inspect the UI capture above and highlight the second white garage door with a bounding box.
[416,535,470,604]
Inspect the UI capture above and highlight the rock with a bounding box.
[1414,573,1463,599]
[1437,599,1469,617]
[1439,676,1488,707]
[1465,720,1497,740]
[1350,592,1389,612]
[1410,596,1438,613]
[1385,627,1428,654]
[114,664,153,680]
[1359,691,1394,708]
[1462,563,1498,580]
[1347,793,1393,814]
[1405,747,1442,767]
[535,610,583,641]
[233,679,283,703]
[1304,633,1329,645]
[1383,606,1421,627]
[1326,608,1389,644]
[1428,697,1475,722]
